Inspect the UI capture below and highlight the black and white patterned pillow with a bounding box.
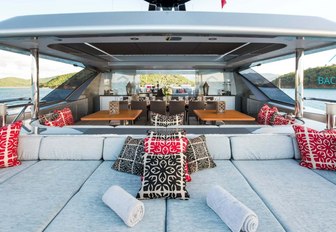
[150,112,184,127]
[136,153,189,200]
[112,137,145,176]
[186,135,216,173]
[147,128,186,139]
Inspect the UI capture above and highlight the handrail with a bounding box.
[303,97,336,103]
[0,97,31,103]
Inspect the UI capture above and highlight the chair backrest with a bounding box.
[206,101,218,110]
[119,101,129,110]
[130,101,147,117]
[188,101,205,116]
[150,100,167,115]
[169,101,186,115]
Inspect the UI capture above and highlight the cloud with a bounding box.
[0,50,82,79]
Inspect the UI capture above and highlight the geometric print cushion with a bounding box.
[39,113,65,127]
[185,135,216,174]
[55,107,74,125]
[143,136,191,182]
[293,124,336,171]
[0,121,22,168]
[147,129,186,139]
[150,112,184,127]
[144,137,188,154]
[271,112,295,126]
[257,104,278,125]
[112,137,145,176]
[136,153,189,200]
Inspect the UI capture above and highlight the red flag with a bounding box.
[221,0,227,8]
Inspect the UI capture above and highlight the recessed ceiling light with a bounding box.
[209,37,217,41]
[130,37,139,41]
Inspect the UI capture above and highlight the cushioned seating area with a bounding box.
[0,160,101,232]
[167,161,285,232]
[0,161,37,183]
[0,133,335,232]
[233,160,336,232]
[45,161,166,232]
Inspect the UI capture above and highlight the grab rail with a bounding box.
[304,97,336,103]
[0,97,31,103]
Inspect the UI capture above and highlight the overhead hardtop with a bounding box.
[0,12,336,70]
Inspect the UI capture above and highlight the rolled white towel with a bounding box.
[102,185,145,227]
[206,185,258,232]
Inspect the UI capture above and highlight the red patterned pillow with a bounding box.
[271,113,295,125]
[144,137,191,182]
[0,121,22,168]
[257,104,278,125]
[293,125,336,170]
[55,107,74,125]
[144,137,188,154]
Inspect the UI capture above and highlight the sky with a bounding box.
[0,0,336,78]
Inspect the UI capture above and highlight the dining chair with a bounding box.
[119,101,129,110]
[187,101,205,124]
[131,100,148,122]
[205,101,218,110]
[169,100,186,118]
[150,100,167,115]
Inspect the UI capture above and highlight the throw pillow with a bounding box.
[55,107,74,125]
[136,153,189,200]
[144,137,188,154]
[271,112,295,125]
[112,137,145,176]
[186,135,216,173]
[40,113,65,127]
[150,112,184,127]
[257,104,278,125]
[144,135,191,182]
[0,121,22,168]
[147,128,186,139]
[293,125,336,170]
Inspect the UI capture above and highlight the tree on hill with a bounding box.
[140,74,194,87]
[0,77,30,87]
[39,73,76,88]
[272,64,336,88]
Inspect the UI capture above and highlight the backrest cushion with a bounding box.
[204,135,231,159]
[39,136,104,160]
[231,135,294,160]
[18,135,42,160]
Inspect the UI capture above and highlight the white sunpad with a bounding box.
[207,185,259,232]
[102,185,145,227]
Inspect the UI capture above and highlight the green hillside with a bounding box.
[140,74,195,87]
[272,65,336,88]
[0,77,31,87]
[0,73,76,88]
[40,73,76,88]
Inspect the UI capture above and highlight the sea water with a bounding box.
[0,87,335,111]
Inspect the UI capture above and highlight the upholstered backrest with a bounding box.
[291,135,301,160]
[18,135,42,160]
[204,135,231,160]
[39,136,104,160]
[231,135,295,160]
[103,134,231,160]
[103,136,144,160]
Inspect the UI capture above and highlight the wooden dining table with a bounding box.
[193,110,255,123]
[81,110,142,125]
